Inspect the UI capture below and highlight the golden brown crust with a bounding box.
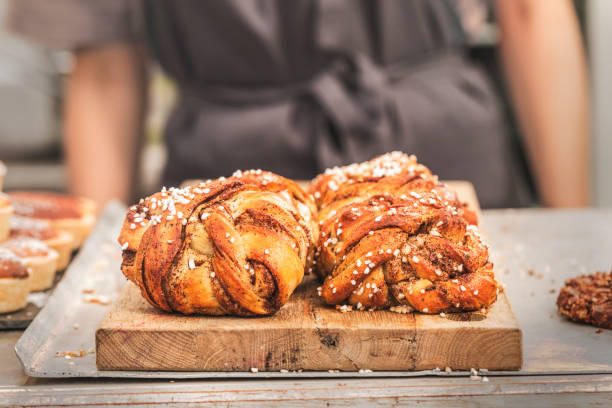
[0,192,10,208]
[0,276,29,314]
[118,170,318,316]
[310,152,499,313]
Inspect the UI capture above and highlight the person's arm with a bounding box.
[496,0,590,207]
[64,44,147,208]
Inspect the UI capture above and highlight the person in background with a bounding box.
[8,0,589,209]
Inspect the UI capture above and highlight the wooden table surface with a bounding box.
[1,208,612,407]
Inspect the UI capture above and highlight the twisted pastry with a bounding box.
[310,152,499,314]
[118,171,318,316]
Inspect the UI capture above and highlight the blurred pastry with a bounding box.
[0,193,12,242]
[0,237,59,291]
[118,170,318,316]
[9,216,73,270]
[557,271,611,329]
[0,161,5,191]
[8,192,96,250]
[0,247,30,314]
[310,152,499,313]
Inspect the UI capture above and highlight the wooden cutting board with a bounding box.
[96,181,522,372]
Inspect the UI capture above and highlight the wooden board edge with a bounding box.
[414,325,523,371]
[95,325,419,372]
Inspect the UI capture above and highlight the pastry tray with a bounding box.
[0,264,70,330]
[14,202,612,379]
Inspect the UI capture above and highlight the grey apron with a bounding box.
[144,0,532,208]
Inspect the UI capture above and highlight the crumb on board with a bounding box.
[83,294,111,305]
[336,304,353,313]
[250,367,258,373]
[95,260,108,270]
[56,349,90,358]
[73,323,80,330]
[389,305,414,314]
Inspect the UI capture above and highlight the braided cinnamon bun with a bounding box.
[118,171,318,316]
[310,152,499,314]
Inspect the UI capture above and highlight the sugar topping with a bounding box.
[0,247,25,265]
[121,170,318,257]
[127,170,297,228]
[0,247,28,279]
[1,237,51,257]
[9,215,57,240]
[323,152,423,180]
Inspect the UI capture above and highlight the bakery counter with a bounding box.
[1,207,612,406]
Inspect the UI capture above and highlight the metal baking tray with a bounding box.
[14,203,612,379]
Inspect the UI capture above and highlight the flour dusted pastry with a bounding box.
[310,152,499,314]
[118,170,318,316]
[557,271,611,329]
[0,193,12,242]
[10,216,73,270]
[0,247,30,314]
[8,192,96,249]
[0,238,59,291]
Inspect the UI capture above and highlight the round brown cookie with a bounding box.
[556,271,612,329]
